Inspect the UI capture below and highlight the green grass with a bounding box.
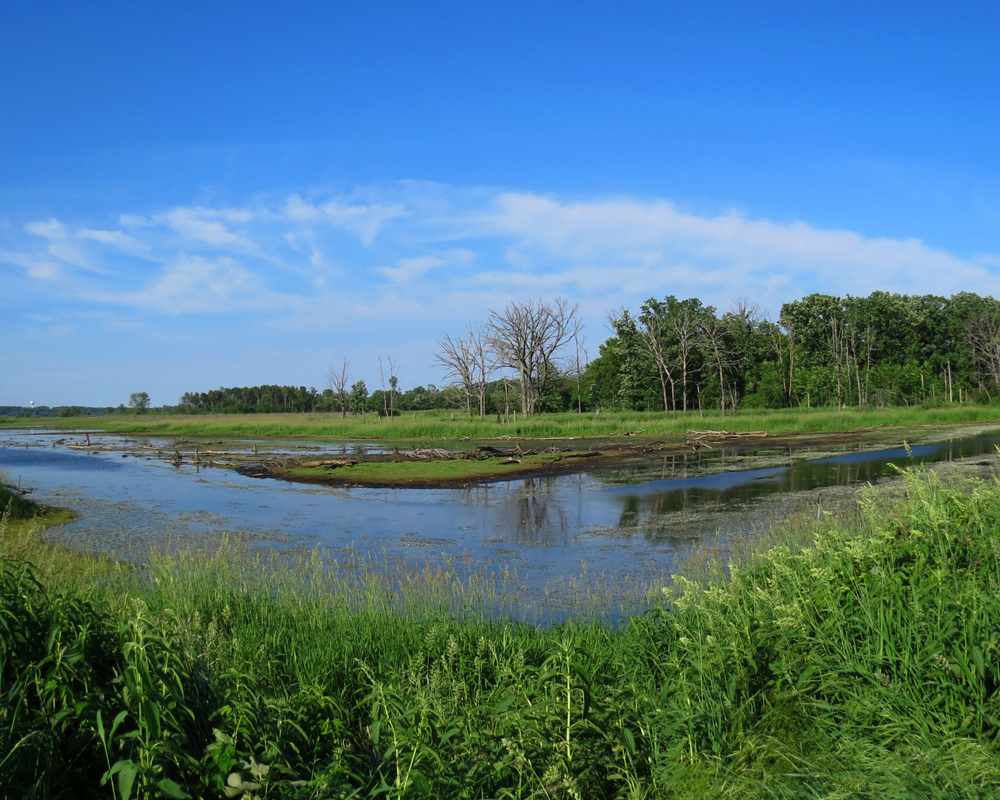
[9,403,1000,441]
[0,482,39,520]
[0,489,113,585]
[4,466,1000,797]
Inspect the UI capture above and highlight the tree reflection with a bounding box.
[495,476,569,544]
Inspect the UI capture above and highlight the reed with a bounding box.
[3,467,1000,797]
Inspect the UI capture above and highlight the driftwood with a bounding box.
[300,459,358,469]
[687,430,768,439]
[411,448,453,460]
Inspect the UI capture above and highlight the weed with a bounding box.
[4,468,1000,796]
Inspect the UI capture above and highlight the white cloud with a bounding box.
[374,249,475,283]
[166,208,253,249]
[10,183,1000,334]
[375,255,445,283]
[0,249,66,281]
[25,219,67,239]
[284,195,407,245]
[46,242,91,269]
[79,228,151,256]
[85,255,302,314]
[28,261,63,281]
[455,192,1000,308]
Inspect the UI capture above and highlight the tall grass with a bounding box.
[4,467,1000,797]
[0,482,38,520]
[12,404,1000,440]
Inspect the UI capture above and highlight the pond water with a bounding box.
[2,427,999,602]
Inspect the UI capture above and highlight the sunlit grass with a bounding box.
[10,403,1000,441]
[5,467,1000,796]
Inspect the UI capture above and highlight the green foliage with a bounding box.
[587,290,1000,414]
[5,469,1000,796]
[0,483,37,520]
[128,392,151,414]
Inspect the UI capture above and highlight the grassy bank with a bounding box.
[274,450,602,488]
[8,404,1000,440]
[0,481,109,583]
[4,467,1000,797]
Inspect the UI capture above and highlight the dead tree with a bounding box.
[571,318,587,413]
[435,325,496,416]
[698,315,734,417]
[488,298,578,415]
[326,360,351,418]
[964,312,1000,388]
[378,356,399,418]
[631,308,677,419]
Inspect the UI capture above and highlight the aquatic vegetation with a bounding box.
[3,468,1000,797]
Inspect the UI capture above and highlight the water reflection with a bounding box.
[2,428,999,598]
[602,435,1000,533]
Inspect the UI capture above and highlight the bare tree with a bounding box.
[488,298,578,415]
[632,304,677,418]
[435,325,496,416]
[571,318,587,413]
[326,360,351,418]
[698,315,733,417]
[468,325,497,417]
[667,297,715,414]
[965,312,1000,389]
[378,356,399,418]
[435,333,476,415]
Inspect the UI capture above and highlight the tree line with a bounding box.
[167,291,1000,418]
[177,382,456,416]
[587,290,1000,415]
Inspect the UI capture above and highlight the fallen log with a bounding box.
[687,430,768,439]
[300,459,358,469]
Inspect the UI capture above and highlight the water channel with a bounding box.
[3,425,1000,614]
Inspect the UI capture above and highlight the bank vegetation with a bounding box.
[4,466,1000,797]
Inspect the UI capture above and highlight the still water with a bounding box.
[2,428,999,592]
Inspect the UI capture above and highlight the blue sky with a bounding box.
[3,1,1000,407]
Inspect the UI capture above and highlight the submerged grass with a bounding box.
[5,467,1000,797]
[10,404,1000,440]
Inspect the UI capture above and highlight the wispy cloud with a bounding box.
[284,195,407,245]
[8,182,1000,331]
[375,249,475,283]
[469,193,996,303]
[79,228,151,256]
[164,208,255,250]
[83,255,303,314]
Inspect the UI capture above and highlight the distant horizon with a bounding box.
[4,2,1000,407]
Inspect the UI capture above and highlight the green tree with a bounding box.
[348,380,369,415]
[128,392,151,414]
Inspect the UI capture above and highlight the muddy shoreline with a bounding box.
[237,426,950,489]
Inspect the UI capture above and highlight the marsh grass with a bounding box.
[283,450,573,486]
[0,481,38,520]
[5,468,1000,797]
[13,404,1000,440]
